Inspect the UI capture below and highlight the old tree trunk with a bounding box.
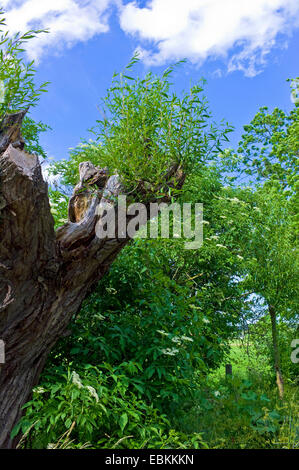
[0,111,185,448]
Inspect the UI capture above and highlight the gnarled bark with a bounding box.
[0,111,185,448]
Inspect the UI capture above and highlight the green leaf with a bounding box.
[65,418,72,429]
[119,413,128,432]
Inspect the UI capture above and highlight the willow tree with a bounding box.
[0,16,230,448]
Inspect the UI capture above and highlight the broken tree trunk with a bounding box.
[0,111,185,448]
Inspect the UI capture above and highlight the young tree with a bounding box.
[245,188,298,399]
[219,91,299,398]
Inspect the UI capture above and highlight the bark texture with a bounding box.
[0,111,185,448]
[269,304,284,400]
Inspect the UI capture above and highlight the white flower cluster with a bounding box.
[161,348,179,356]
[71,371,99,402]
[33,386,47,394]
[157,330,194,356]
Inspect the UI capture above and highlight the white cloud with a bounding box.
[1,0,299,76]
[119,0,299,76]
[2,0,115,61]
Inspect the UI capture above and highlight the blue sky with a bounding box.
[2,0,299,163]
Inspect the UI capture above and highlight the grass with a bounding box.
[173,340,299,449]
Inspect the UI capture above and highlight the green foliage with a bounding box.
[20,161,273,450]
[193,377,288,449]
[48,139,101,189]
[248,317,299,384]
[217,143,298,398]
[49,238,236,410]
[216,184,298,315]
[178,343,298,449]
[0,12,50,163]
[13,365,208,449]
[274,390,299,449]
[16,166,251,449]
[0,11,48,119]
[21,117,51,158]
[48,188,68,227]
[49,55,233,198]
[16,169,253,448]
[222,107,298,193]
